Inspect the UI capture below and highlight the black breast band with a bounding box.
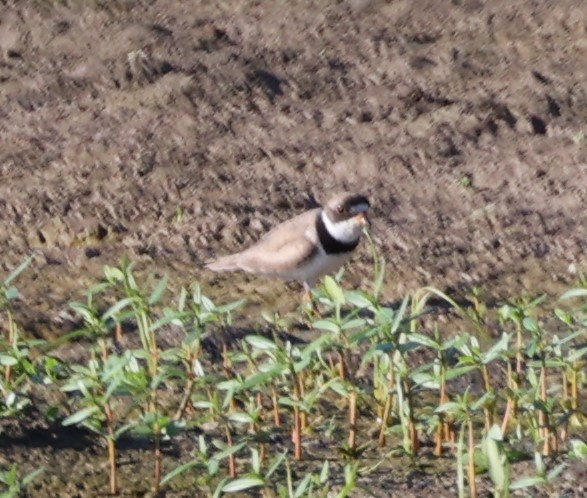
[316,214,360,255]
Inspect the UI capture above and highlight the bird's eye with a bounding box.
[336,204,344,214]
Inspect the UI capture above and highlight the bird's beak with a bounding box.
[356,212,370,227]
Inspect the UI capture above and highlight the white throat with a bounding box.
[321,211,363,244]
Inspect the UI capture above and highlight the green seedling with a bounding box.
[0,258,41,419]
[0,464,43,498]
[437,388,486,498]
[483,424,511,498]
[62,351,135,495]
[2,252,586,496]
[509,451,566,493]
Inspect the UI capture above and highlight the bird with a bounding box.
[205,192,371,301]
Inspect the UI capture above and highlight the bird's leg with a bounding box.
[302,282,315,313]
[302,282,312,303]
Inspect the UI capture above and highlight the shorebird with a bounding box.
[206,193,371,300]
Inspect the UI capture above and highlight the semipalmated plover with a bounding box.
[206,193,371,298]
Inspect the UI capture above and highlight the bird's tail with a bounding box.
[205,254,242,273]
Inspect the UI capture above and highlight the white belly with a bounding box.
[279,251,352,287]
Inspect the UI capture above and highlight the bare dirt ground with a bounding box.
[0,0,586,496]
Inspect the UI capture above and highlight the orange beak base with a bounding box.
[356,212,370,227]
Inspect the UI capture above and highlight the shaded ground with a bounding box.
[0,0,586,496]
[3,416,585,498]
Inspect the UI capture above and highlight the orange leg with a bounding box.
[302,282,314,311]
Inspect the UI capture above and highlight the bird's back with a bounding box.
[206,208,321,276]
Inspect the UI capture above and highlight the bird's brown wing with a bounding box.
[206,208,320,276]
[237,208,320,275]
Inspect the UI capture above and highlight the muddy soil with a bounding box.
[0,0,586,496]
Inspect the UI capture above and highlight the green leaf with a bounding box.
[4,256,33,286]
[560,288,587,300]
[397,341,421,354]
[148,276,168,305]
[375,306,395,325]
[522,317,540,334]
[114,423,135,439]
[102,297,136,321]
[484,425,507,492]
[347,326,379,344]
[176,287,188,312]
[327,381,349,397]
[323,275,345,306]
[228,412,254,424]
[251,448,260,474]
[313,319,340,334]
[373,254,386,299]
[213,477,230,498]
[62,406,100,426]
[22,467,44,486]
[569,439,587,460]
[161,460,202,485]
[293,474,313,498]
[192,400,215,409]
[293,353,313,373]
[320,460,330,483]
[0,464,18,486]
[221,476,265,492]
[408,333,438,349]
[435,402,462,414]
[149,313,182,333]
[214,299,246,314]
[344,291,373,309]
[487,424,503,441]
[265,452,286,479]
[546,462,566,481]
[376,342,396,353]
[390,295,410,334]
[240,367,284,391]
[0,355,18,366]
[103,265,124,282]
[212,442,246,461]
[553,308,573,325]
[244,335,278,350]
[4,286,19,300]
[208,458,219,476]
[278,398,298,409]
[68,302,95,322]
[301,332,334,356]
[445,365,476,380]
[534,451,545,476]
[411,372,439,389]
[341,318,366,330]
[509,476,544,490]
[102,377,123,402]
[483,332,511,363]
